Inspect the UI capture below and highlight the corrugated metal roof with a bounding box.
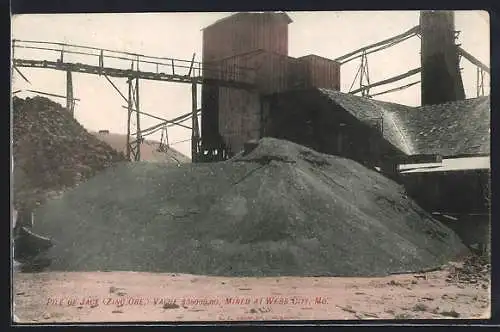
[399,156,490,173]
[318,89,490,157]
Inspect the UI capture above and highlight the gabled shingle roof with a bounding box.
[318,89,490,157]
[396,97,490,156]
[319,89,416,154]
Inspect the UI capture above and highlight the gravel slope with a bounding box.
[32,138,468,276]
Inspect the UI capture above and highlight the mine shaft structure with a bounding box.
[199,11,489,160]
[338,11,489,102]
[12,39,255,162]
[12,11,489,163]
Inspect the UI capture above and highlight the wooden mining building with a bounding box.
[199,11,490,251]
[200,12,340,161]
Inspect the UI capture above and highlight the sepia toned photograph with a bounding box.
[11,10,490,323]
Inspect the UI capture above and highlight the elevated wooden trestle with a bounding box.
[12,39,255,162]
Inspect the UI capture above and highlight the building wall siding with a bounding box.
[261,90,402,168]
[200,13,343,157]
[217,51,299,154]
[201,13,291,152]
[219,88,260,154]
[298,55,341,90]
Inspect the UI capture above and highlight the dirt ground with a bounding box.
[13,260,490,323]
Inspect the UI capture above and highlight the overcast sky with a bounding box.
[11,11,490,158]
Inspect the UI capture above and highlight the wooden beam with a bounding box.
[187,53,196,77]
[13,66,31,84]
[120,105,191,131]
[13,59,256,90]
[458,47,490,74]
[24,89,80,101]
[14,39,203,66]
[132,110,199,136]
[136,121,191,137]
[367,80,420,98]
[103,74,128,103]
[335,26,420,63]
[350,68,421,95]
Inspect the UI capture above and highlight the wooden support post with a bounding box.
[66,70,74,116]
[360,53,365,95]
[135,76,141,161]
[99,50,104,75]
[191,81,199,162]
[126,59,140,161]
[187,53,196,77]
[362,51,370,96]
[126,76,132,160]
[11,41,15,92]
[480,68,485,96]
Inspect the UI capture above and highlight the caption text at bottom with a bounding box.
[46,296,329,308]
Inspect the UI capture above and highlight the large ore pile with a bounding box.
[33,138,468,277]
[12,96,128,208]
